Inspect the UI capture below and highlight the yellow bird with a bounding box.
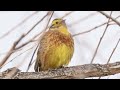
[34,18,74,72]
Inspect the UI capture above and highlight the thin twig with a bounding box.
[72,13,120,37]
[15,39,36,50]
[90,11,112,64]
[0,48,22,56]
[25,59,36,71]
[0,11,39,39]
[0,12,49,69]
[19,12,49,42]
[0,35,24,68]
[1,46,35,68]
[1,12,51,57]
[105,39,120,79]
[99,39,120,79]
[26,11,54,72]
[105,38,120,79]
[72,22,107,37]
[16,12,54,50]
[26,45,39,72]
[44,11,54,31]
[98,11,120,27]
[0,40,36,56]
[69,12,97,27]
[14,12,54,54]
[33,11,74,40]
[98,12,113,79]
[107,39,120,64]
[62,11,74,18]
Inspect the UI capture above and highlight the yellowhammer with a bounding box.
[34,18,74,72]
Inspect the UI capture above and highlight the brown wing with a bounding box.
[34,30,55,71]
[34,30,74,71]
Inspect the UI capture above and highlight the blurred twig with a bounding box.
[72,22,107,37]
[99,38,120,79]
[98,11,120,27]
[26,45,39,72]
[0,11,39,39]
[26,11,54,72]
[45,11,54,30]
[62,11,74,18]
[1,46,35,68]
[69,12,97,27]
[90,11,112,64]
[0,12,49,69]
[107,39,120,64]
[73,13,120,37]
[33,11,75,40]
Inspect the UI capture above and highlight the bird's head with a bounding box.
[50,18,66,29]
[50,18,69,35]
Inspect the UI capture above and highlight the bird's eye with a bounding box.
[56,22,58,24]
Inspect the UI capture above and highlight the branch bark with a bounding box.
[1,61,120,79]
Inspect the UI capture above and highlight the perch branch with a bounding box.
[1,62,120,79]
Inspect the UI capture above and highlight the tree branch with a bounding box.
[0,12,49,69]
[98,11,120,27]
[90,11,112,64]
[0,11,39,39]
[1,61,120,79]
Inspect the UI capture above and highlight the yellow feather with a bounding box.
[34,18,74,71]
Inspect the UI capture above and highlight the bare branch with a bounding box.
[107,39,120,64]
[26,11,54,72]
[26,45,39,72]
[62,11,74,18]
[15,11,54,51]
[0,35,24,68]
[1,46,35,68]
[1,61,120,79]
[99,39,120,79]
[72,22,107,37]
[69,12,97,27]
[99,38,120,79]
[0,11,39,39]
[98,11,120,27]
[0,12,49,68]
[72,12,120,37]
[15,39,36,50]
[44,11,54,31]
[90,11,112,64]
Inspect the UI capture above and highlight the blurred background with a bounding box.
[0,11,120,79]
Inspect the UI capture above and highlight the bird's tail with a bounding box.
[34,58,41,72]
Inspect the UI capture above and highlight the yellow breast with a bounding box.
[45,43,73,69]
[40,30,74,70]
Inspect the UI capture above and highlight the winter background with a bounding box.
[0,11,120,79]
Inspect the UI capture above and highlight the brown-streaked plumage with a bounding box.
[34,18,74,72]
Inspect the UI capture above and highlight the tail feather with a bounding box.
[34,59,41,72]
